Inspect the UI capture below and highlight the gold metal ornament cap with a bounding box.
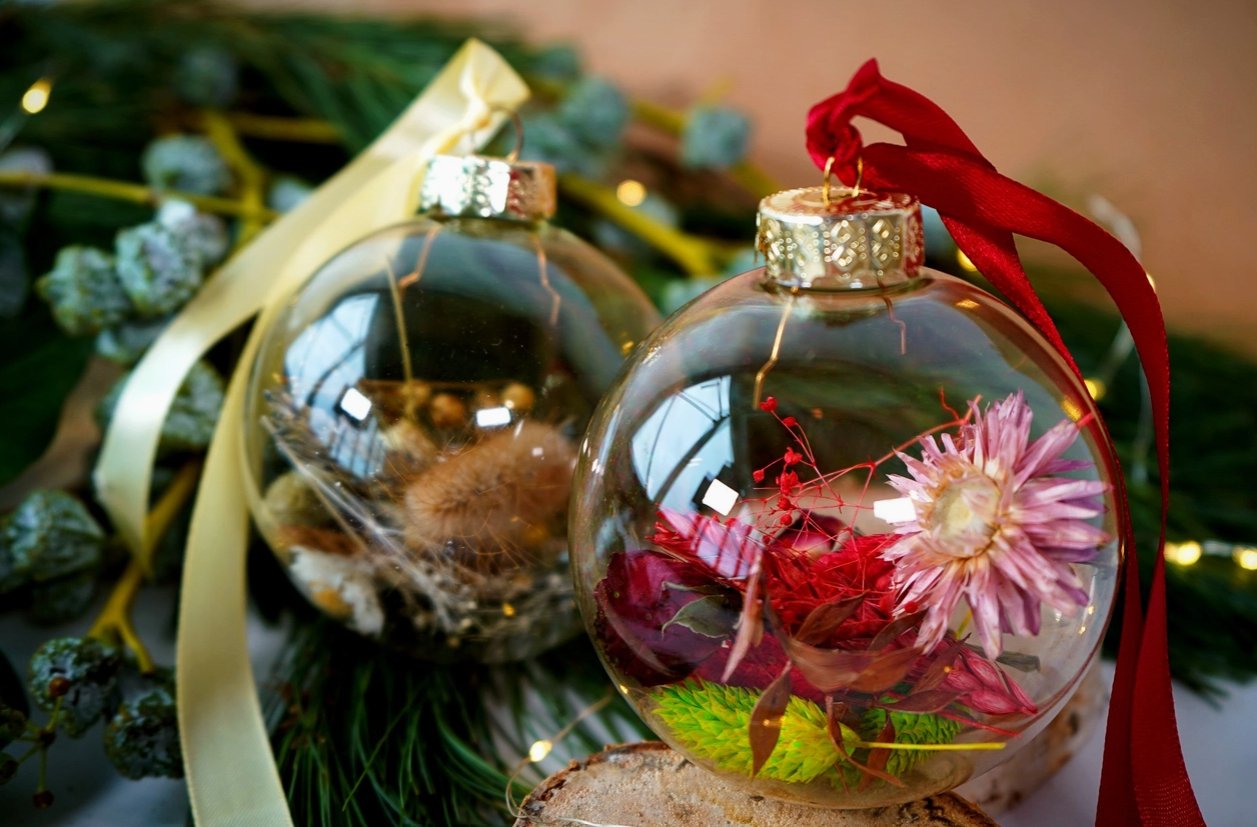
[755,188,925,289]
[418,154,557,222]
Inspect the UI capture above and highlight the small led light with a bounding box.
[474,406,512,428]
[701,478,738,516]
[873,496,916,524]
[502,602,516,617]
[615,179,646,207]
[21,78,52,115]
[1165,541,1202,566]
[1234,547,1257,571]
[1084,377,1106,401]
[956,250,978,272]
[339,387,372,421]
[1060,396,1084,422]
[528,739,553,762]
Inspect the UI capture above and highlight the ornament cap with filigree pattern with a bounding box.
[418,154,557,222]
[755,188,924,289]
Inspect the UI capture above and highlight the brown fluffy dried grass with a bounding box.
[402,421,575,572]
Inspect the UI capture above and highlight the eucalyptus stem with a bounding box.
[632,98,684,133]
[87,460,201,673]
[226,112,341,144]
[201,110,268,244]
[0,170,277,221]
[559,173,722,275]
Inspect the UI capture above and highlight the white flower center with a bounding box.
[926,472,1002,559]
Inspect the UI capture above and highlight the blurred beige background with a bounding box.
[251,0,1256,353]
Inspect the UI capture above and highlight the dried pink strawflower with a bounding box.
[882,391,1109,656]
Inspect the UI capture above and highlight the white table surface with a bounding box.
[2,588,1252,827]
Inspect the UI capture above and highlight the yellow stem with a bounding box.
[88,563,154,673]
[632,98,685,133]
[87,460,201,673]
[858,741,1006,751]
[730,160,780,199]
[0,170,276,221]
[201,111,268,244]
[225,112,341,144]
[559,173,722,276]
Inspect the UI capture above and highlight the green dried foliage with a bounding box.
[859,707,962,778]
[682,105,752,170]
[0,490,105,594]
[97,360,225,456]
[103,672,182,780]
[653,680,849,784]
[35,246,132,335]
[27,637,122,738]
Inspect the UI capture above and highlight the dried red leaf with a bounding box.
[882,688,963,714]
[826,703,905,788]
[859,708,898,791]
[721,549,765,681]
[914,639,965,692]
[845,646,922,694]
[794,596,865,646]
[869,610,928,652]
[783,638,872,691]
[749,663,794,776]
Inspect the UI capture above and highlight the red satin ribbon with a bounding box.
[806,60,1202,827]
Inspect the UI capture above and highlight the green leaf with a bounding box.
[660,593,733,639]
[0,311,93,487]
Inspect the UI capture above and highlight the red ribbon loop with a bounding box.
[805,60,1202,827]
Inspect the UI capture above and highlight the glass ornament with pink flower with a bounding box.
[569,186,1121,808]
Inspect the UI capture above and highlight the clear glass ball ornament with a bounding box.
[570,188,1121,807]
[244,154,659,662]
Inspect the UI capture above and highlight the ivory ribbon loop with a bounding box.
[93,39,529,826]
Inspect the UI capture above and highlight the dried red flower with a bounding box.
[594,549,733,686]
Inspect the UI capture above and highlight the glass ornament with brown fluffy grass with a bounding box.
[243,153,659,662]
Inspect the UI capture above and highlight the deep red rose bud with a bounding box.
[752,469,766,483]
[783,447,801,466]
[759,397,778,413]
[782,416,798,427]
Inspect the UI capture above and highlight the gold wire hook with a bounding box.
[464,107,525,161]
[501,107,525,162]
[821,155,864,207]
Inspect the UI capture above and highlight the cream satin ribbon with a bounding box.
[92,40,529,826]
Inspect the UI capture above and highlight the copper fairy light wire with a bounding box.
[751,289,796,410]
[504,690,630,827]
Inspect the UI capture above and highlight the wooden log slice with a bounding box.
[514,741,996,827]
